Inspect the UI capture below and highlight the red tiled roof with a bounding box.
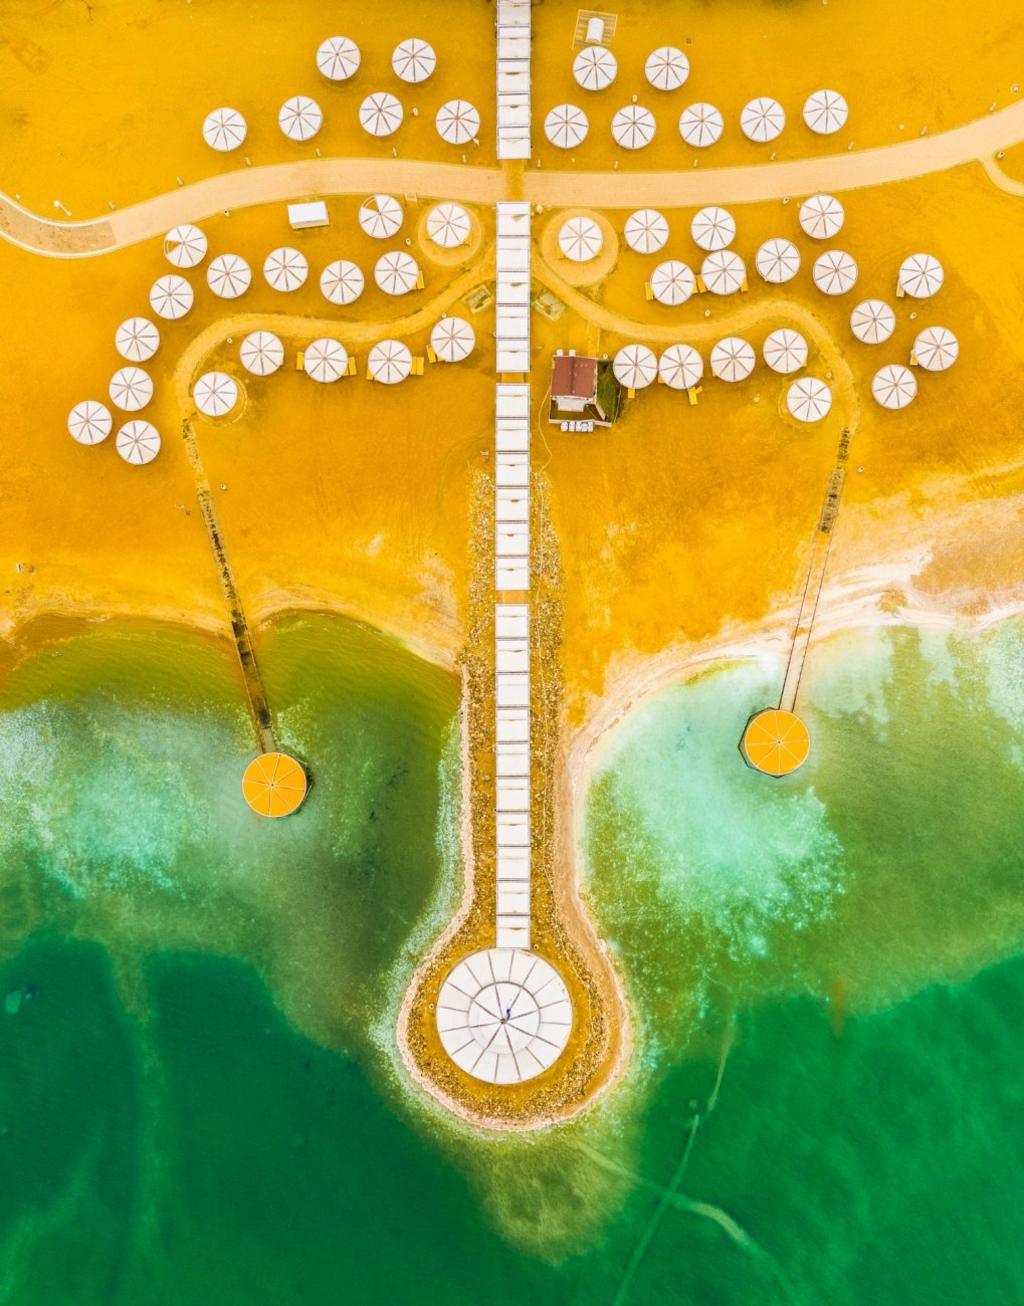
[551,354,597,399]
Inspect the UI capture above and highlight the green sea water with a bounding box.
[1,615,1023,1304]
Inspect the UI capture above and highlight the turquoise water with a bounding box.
[1,615,1024,1303]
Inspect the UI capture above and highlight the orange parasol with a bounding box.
[741,709,810,777]
[242,752,307,817]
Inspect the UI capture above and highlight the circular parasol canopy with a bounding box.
[240,331,285,376]
[701,249,746,295]
[263,246,309,292]
[374,250,420,295]
[279,95,323,141]
[650,259,695,305]
[611,104,656,150]
[658,343,703,390]
[544,103,589,149]
[573,44,617,91]
[755,237,801,284]
[320,258,365,305]
[624,208,669,254]
[787,376,832,422]
[193,371,239,417]
[430,316,475,362]
[242,752,307,818]
[679,101,724,148]
[150,274,194,320]
[913,325,959,372]
[741,96,785,142]
[317,36,361,82]
[613,343,657,390]
[207,253,251,299]
[803,88,848,135]
[763,328,808,374]
[850,299,896,344]
[898,253,944,298]
[203,107,247,152]
[392,38,436,83]
[358,193,403,239]
[813,249,858,295]
[742,708,810,776]
[436,99,480,145]
[368,338,412,384]
[109,366,153,412]
[872,364,917,409]
[116,317,160,363]
[690,205,736,252]
[799,193,845,239]
[645,46,689,92]
[710,336,756,382]
[164,224,207,269]
[116,420,161,465]
[360,92,404,137]
[426,202,471,248]
[68,400,112,445]
[558,215,603,262]
[305,338,349,382]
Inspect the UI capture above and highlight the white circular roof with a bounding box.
[659,343,703,390]
[913,325,959,371]
[650,259,695,305]
[436,99,480,145]
[358,193,403,239]
[279,95,322,141]
[573,44,617,91]
[263,246,308,292]
[193,370,239,417]
[431,316,475,362]
[611,104,656,150]
[436,948,572,1084]
[679,102,724,148]
[374,250,420,296]
[203,107,246,152]
[360,92,404,137]
[368,338,412,384]
[558,215,603,262]
[755,237,800,284]
[207,253,252,299]
[741,96,785,142]
[702,249,746,295]
[392,38,436,83]
[320,259,365,305]
[116,420,160,465]
[305,338,348,383]
[544,103,589,150]
[426,202,471,248]
[116,317,160,363]
[850,299,896,344]
[240,331,285,376]
[711,336,756,382]
[800,193,845,239]
[317,36,360,82]
[873,363,918,409]
[109,366,153,412]
[613,343,657,389]
[691,205,735,252]
[68,400,112,445]
[645,46,689,92]
[804,89,848,135]
[763,328,808,374]
[899,253,944,298]
[813,249,858,295]
[624,208,668,254]
[164,224,207,269]
[150,274,193,320]
[787,376,832,422]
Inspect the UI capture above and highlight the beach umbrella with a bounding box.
[690,206,736,252]
[68,400,112,445]
[358,193,403,239]
[544,104,589,150]
[658,344,703,390]
[755,238,800,284]
[207,253,252,299]
[263,246,308,292]
[787,377,832,422]
[305,338,348,383]
[202,107,246,152]
[813,249,858,296]
[679,102,724,148]
[279,95,323,141]
[360,92,404,137]
[109,366,153,412]
[573,45,617,91]
[763,328,808,374]
[436,99,480,145]
[149,274,193,320]
[803,89,848,136]
[912,326,959,371]
[115,317,160,363]
[898,253,944,298]
[368,339,412,384]
[164,224,207,269]
[193,371,239,417]
[799,193,845,239]
[242,752,307,818]
[240,331,284,376]
[710,337,756,382]
[741,97,785,143]
[116,420,161,465]
[392,38,436,83]
[850,299,896,344]
[426,202,471,248]
[431,316,475,362]
[645,46,689,92]
[624,208,669,254]
[701,249,746,295]
[613,344,657,390]
[650,259,696,305]
[558,215,603,262]
[611,105,656,150]
[317,36,361,82]
[872,364,917,409]
[320,259,365,305]
[374,250,420,296]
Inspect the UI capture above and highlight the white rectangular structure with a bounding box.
[287,200,329,229]
[496,0,531,161]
